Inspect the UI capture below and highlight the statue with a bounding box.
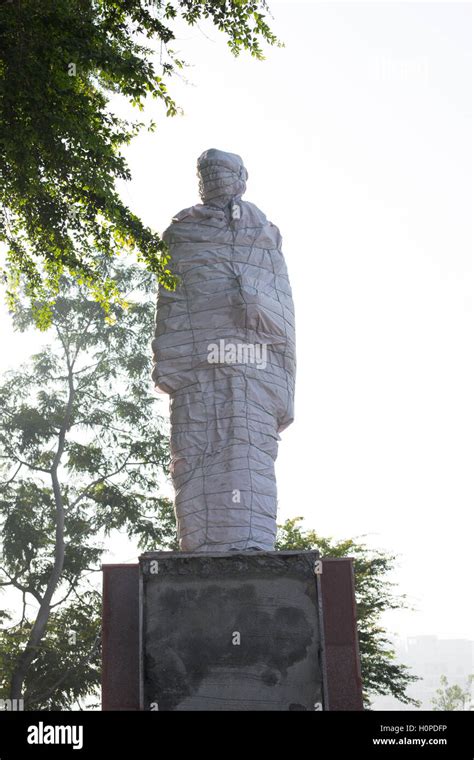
[152,149,295,552]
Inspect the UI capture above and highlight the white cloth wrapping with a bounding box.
[152,149,296,552]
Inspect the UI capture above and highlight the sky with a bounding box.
[0,2,472,645]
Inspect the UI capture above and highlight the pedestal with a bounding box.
[102,554,363,711]
[140,550,326,711]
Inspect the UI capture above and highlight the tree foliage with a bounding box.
[0,0,280,326]
[276,517,420,708]
[0,261,176,706]
[0,593,101,710]
[431,674,474,711]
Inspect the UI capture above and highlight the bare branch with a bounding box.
[49,577,81,609]
[0,462,22,488]
[0,569,43,604]
[8,456,50,474]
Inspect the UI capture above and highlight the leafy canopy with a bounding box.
[0,0,280,327]
[276,517,420,708]
[0,260,177,706]
[0,593,101,710]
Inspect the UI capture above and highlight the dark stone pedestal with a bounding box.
[102,554,363,711]
[139,550,325,711]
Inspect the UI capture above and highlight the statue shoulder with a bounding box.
[162,204,226,242]
[241,201,282,247]
[241,201,279,228]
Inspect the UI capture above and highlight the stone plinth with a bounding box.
[102,555,363,711]
[139,550,326,711]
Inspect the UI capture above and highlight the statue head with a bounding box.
[197,148,248,207]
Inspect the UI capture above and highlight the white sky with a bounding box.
[1,2,472,642]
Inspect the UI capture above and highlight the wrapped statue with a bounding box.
[152,148,295,552]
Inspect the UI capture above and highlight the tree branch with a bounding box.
[49,577,81,609]
[67,452,132,512]
[10,353,76,700]
[0,462,22,488]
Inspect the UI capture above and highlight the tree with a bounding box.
[0,260,177,706]
[431,674,474,711]
[276,517,420,708]
[0,0,280,325]
[0,593,102,710]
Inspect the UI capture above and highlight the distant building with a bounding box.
[372,635,474,710]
